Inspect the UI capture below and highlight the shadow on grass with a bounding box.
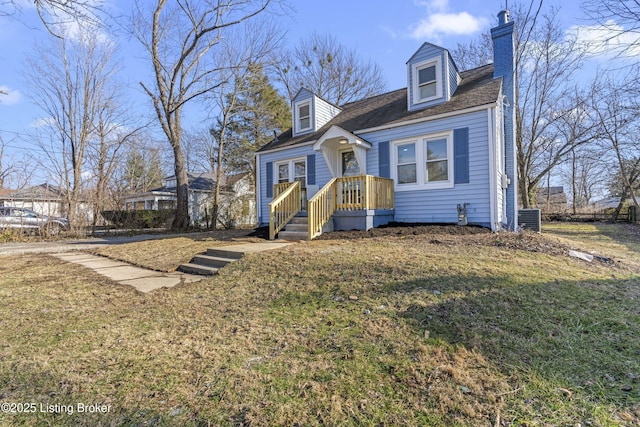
[593,222,640,254]
[395,274,640,412]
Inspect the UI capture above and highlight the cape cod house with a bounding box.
[256,10,518,240]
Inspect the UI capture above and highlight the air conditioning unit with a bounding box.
[518,209,541,232]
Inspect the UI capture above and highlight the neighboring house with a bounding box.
[536,186,568,212]
[256,10,518,239]
[591,197,624,211]
[122,172,256,227]
[0,183,67,217]
[0,183,93,224]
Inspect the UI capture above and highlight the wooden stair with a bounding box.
[178,247,244,276]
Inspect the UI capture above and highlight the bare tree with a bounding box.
[559,145,608,213]
[451,32,493,71]
[582,0,640,57]
[273,32,388,105]
[591,76,640,217]
[0,136,15,188]
[87,109,146,229]
[1,0,106,37]
[133,0,277,230]
[25,29,118,228]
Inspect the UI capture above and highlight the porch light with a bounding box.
[339,138,348,145]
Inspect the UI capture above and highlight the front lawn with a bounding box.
[0,224,638,426]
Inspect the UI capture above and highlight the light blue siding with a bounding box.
[315,96,341,130]
[292,88,313,104]
[258,144,332,225]
[361,109,492,227]
[447,52,460,97]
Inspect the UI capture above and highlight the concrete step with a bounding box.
[178,263,219,276]
[206,248,245,259]
[285,223,308,232]
[192,254,237,269]
[290,217,308,225]
[278,230,309,241]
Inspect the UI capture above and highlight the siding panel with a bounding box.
[359,109,492,227]
[315,96,341,130]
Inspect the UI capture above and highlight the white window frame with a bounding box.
[274,157,307,186]
[412,57,442,105]
[391,130,454,191]
[294,99,312,134]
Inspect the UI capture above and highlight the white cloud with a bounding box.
[408,1,488,41]
[568,20,640,58]
[0,86,22,106]
[30,117,56,128]
[410,12,487,40]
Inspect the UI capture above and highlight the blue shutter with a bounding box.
[454,128,469,184]
[266,161,273,197]
[378,141,390,178]
[307,154,316,185]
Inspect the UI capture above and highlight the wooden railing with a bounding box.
[307,178,338,240]
[273,182,294,198]
[268,181,301,240]
[308,175,394,240]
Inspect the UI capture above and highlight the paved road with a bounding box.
[0,233,181,256]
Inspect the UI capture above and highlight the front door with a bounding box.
[339,150,362,206]
[341,150,359,177]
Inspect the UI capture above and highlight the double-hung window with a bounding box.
[276,158,306,188]
[393,131,453,190]
[413,57,442,104]
[425,138,448,182]
[396,143,417,184]
[296,100,312,133]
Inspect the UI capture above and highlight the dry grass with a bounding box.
[0,224,639,426]
[543,222,640,270]
[90,231,264,271]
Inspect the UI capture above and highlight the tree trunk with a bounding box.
[172,145,190,230]
[571,149,577,214]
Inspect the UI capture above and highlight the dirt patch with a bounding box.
[316,222,489,240]
[316,223,574,257]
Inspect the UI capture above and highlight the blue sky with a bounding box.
[0,0,617,184]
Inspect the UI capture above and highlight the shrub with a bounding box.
[101,210,176,229]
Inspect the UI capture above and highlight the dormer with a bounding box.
[406,42,460,112]
[292,88,341,137]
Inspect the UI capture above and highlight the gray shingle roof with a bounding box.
[258,64,500,152]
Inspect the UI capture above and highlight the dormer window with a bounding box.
[412,57,442,104]
[295,99,312,133]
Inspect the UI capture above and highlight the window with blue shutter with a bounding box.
[378,141,390,178]
[454,127,469,184]
[266,161,273,197]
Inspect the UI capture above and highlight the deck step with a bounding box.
[278,230,309,241]
[178,263,220,276]
[191,254,237,268]
[290,217,308,225]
